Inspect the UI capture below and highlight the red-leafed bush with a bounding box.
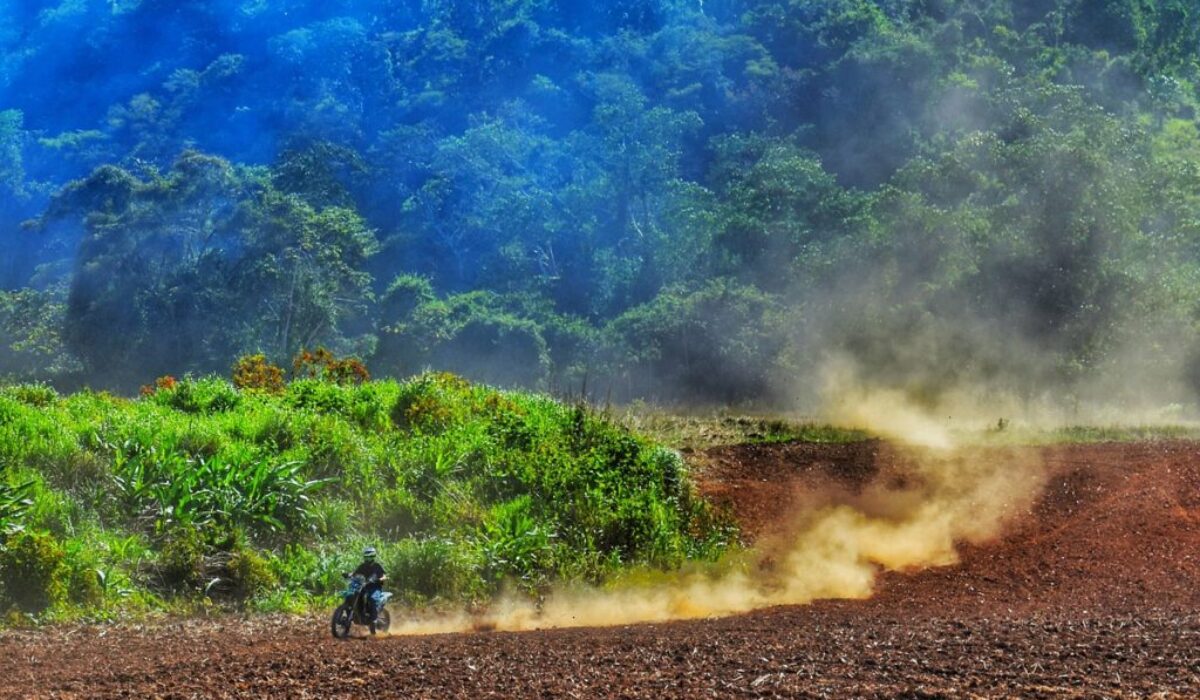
[292,347,369,385]
[232,355,286,393]
[139,375,178,397]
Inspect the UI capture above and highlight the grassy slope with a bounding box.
[0,374,730,623]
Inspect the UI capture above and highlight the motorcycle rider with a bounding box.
[352,546,387,623]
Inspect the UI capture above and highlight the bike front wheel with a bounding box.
[331,603,353,638]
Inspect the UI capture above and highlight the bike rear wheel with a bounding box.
[370,607,391,635]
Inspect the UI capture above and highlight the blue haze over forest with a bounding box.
[2,0,1200,408]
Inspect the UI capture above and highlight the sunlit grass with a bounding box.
[620,407,869,450]
[966,423,1200,446]
[0,375,734,624]
[621,402,1200,450]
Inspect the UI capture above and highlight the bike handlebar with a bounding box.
[342,572,388,583]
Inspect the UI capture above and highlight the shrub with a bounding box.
[292,347,370,385]
[224,547,279,599]
[388,537,482,602]
[347,382,398,433]
[93,532,150,603]
[276,546,353,595]
[650,447,686,503]
[156,527,206,592]
[112,448,329,535]
[287,379,353,415]
[309,498,356,539]
[301,413,366,484]
[269,544,322,592]
[0,479,33,538]
[0,530,67,613]
[150,377,242,413]
[479,495,554,589]
[63,537,104,607]
[232,354,286,393]
[375,487,425,536]
[0,399,81,487]
[249,409,296,450]
[139,375,177,397]
[391,372,472,433]
[1,383,59,408]
[177,424,225,459]
[25,485,91,538]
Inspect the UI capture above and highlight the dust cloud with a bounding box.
[385,362,1050,636]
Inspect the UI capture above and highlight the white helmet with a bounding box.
[363,546,377,559]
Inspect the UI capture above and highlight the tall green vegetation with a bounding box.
[0,374,729,618]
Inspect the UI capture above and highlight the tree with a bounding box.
[237,190,378,360]
[374,281,550,387]
[602,279,787,403]
[710,134,865,292]
[38,151,377,388]
[0,286,80,382]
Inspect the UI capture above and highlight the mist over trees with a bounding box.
[3,0,1200,406]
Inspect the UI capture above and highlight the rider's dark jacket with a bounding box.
[353,560,386,581]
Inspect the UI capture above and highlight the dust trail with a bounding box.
[388,369,1049,636]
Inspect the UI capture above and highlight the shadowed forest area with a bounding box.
[3,0,1200,408]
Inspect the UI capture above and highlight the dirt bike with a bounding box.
[331,573,392,638]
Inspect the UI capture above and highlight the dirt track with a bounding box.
[2,440,1198,698]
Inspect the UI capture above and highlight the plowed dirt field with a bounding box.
[2,440,1198,698]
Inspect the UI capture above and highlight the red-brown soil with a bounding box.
[2,440,1198,698]
[696,440,1200,615]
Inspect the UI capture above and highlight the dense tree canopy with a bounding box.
[3,0,1200,406]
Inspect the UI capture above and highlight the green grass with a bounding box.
[624,405,1200,450]
[0,374,733,623]
[966,422,1200,445]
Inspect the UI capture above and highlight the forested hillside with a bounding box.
[3,0,1200,406]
